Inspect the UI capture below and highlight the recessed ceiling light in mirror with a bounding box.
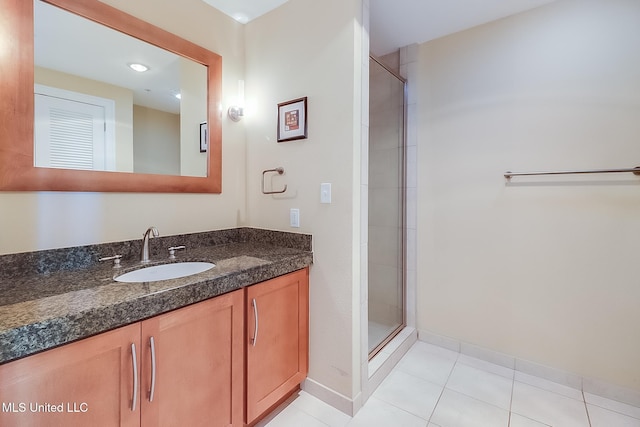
[128,63,149,72]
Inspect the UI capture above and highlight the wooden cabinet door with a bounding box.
[140,289,244,427]
[245,268,309,424]
[0,323,140,427]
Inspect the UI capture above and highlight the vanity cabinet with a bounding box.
[0,268,309,427]
[140,289,244,427]
[0,323,141,427]
[0,289,244,427]
[245,268,309,425]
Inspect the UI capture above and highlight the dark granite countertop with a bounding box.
[0,228,312,364]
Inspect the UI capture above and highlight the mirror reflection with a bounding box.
[34,0,208,177]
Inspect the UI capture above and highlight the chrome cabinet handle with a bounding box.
[131,343,138,411]
[251,298,259,346]
[149,336,156,402]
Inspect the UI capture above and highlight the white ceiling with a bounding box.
[36,0,559,112]
[369,0,557,55]
[201,0,557,55]
[201,0,291,23]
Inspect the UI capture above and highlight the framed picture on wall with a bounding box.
[277,97,307,142]
[200,122,208,152]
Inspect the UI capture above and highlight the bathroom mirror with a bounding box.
[0,0,222,192]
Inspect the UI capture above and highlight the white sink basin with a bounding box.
[115,262,215,283]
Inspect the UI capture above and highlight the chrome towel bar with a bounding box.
[504,166,640,180]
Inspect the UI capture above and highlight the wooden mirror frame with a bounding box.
[0,0,222,193]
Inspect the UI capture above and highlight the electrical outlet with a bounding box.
[290,208,300,228]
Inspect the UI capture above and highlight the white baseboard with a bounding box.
[418,328,640,408]
[301,327,417,416]
[301,377,357,416]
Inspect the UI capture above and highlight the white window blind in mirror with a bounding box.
[34,85,115,171]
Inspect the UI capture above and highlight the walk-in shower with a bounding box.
[368,55,406,356]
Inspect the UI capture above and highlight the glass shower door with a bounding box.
[368,56,406,356]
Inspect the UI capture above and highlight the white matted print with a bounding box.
[277,97,307,142]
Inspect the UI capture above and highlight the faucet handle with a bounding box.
[168,246,186,259]
[99,254,122,268]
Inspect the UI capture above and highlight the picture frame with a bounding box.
[277,97,307,142]
[199,122,208,152]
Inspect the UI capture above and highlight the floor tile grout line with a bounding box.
[455,355,516,380]
[512,377,586,403]
[280,391,348,427]
[372,359,451,424]
[367,394,437,425]
[583,390,593,427]
[371,369,453,421]
[584,398,640,420]
[426,351,459,424]
[426,385,446,425]
[442,357,517,416]
[439,383,515,417]
[296,404,342,427]
[370,390,431,423]
[507,372,515,427]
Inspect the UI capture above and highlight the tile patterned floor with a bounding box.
[258,341,640,427]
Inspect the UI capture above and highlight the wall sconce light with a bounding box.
[228,80,245,122]
[228,105,244,122]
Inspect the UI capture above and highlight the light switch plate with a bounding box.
[290,208,300,228]
[320,183,331,204]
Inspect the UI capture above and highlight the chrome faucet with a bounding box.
[141,226,159,263]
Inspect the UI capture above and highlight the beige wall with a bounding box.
[133,105,180,175]
[244,0,364,399]
[179,58,208,177]
[0,0,246,254]
[417,0,640,392]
